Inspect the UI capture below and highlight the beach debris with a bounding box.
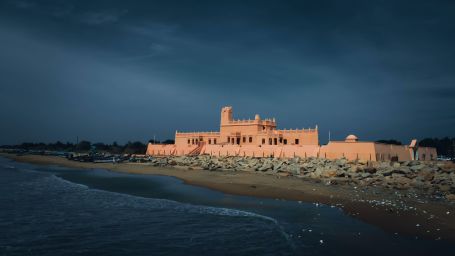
[319,240,324,244]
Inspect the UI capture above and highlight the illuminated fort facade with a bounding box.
[146,106,436,161]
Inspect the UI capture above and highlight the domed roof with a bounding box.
[345,134,358,142]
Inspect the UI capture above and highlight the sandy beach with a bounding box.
[2,153,455,242]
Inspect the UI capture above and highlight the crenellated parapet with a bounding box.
[175,131,220,137]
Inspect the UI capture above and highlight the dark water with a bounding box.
[0,157,454,255]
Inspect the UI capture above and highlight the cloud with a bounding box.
[78,9,128,25]
[9,0,36,9]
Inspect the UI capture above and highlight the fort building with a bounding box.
[146,106,436,161]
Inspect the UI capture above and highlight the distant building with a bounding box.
[146,106,436,161]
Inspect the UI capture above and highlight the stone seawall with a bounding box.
[148,155,455,200]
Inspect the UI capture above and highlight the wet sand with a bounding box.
[2,153,455,242]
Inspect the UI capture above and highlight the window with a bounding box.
[249,137,252,143]
[263,126,265,130]
[214,139,217,144]
[243,137,246,143]
[269,138,272,145]
[231,138,235,144]
[227,136,230,143]
[295,139,299,145]
[262,138,265,144]
[208,139,211,144]
[279,138,282,143]
[192,139,194,144]
[188,139,190,144]
[284,139,287,145]
[274,138,277,145]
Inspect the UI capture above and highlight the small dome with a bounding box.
[255,114,260,120]
[345,134,358,142]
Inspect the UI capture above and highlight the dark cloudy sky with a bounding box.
[1,0,454,145]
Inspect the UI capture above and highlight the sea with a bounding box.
[0,156,454,256]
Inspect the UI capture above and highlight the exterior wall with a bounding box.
[146,142,437,162]
[320,142,378,161]
[199,144,320,158]
[175,132,220,147]
[416,146,437,161]
[373,143,413,161]
[146,144,178,156]
[145,106,437,161]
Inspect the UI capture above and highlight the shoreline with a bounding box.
[2,153,455,242]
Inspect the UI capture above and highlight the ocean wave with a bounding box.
[5,166,296,252]
[23,173,276,221]
[48,173,296,250]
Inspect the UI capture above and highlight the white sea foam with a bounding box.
[14,167,296,250]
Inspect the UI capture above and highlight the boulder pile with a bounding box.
[148,155,455,200]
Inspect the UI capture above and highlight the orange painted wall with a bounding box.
[145,106,438,161]
[320,142,377,161]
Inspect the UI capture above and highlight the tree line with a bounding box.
[0,139,175,155]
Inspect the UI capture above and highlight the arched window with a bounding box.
[262,138,265,144]
[249,137,252,143]
[208,139,212,144]
[214,139,217,144]
[243,137,246,143]
[295,139,299,145]
[188,139,190,144]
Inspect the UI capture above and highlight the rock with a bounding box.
[302,163,314,169]
[392,162,401,168]
[289,165,303,175]
[311,167,324,178]
[350,166,362,173]
[401,161,410,166]
[446,194,455,201]
[439,185,451,192]
[409,160,420,166]
[394,176,412,185]
[357,159,368,165]
[322,169,338,178]
[360,172,371,179]
[273,161,284,171]
[257,163,273,172]
[417,170,434,182]
[384,167,409,176]
[365,167,377,174]
[410,164,426,172]
[336,158,348,166]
